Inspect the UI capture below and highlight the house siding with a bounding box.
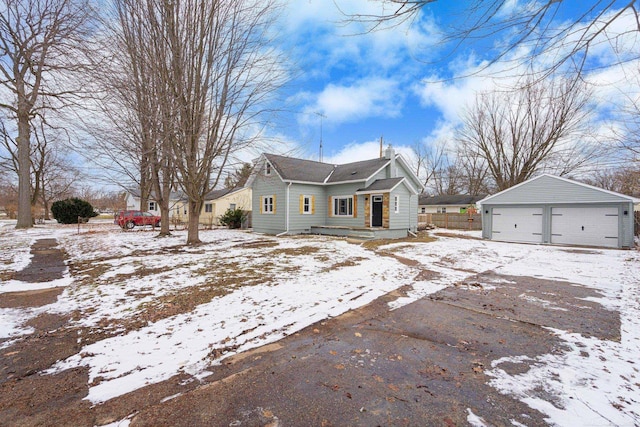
[288,184,326,233]
[251,172,286,234]
[484,175,631,204]
[388,185,412,230]
[409,194,418,232]
[367,169,388,186]
[201,188,252,225]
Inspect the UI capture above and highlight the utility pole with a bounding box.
[315,112,326,162]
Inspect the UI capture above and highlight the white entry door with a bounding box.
[492,207,543,244]
[551,207,619,248]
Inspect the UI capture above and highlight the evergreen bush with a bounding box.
[51,198,98,224]
[218,208,246,229]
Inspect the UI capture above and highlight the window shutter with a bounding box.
[328,196,332,217]
[311,196,315,215]
[353,195,357,218]
[299,194,303,214]
[273,195,276,214]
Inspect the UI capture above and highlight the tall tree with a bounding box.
[153,0,286,244]
[0,0,92,228]
[224,162,253,189]
[457,77,596,191]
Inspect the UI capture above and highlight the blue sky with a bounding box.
[255,0,640,170]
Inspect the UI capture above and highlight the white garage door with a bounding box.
[551,207,619,248]
[492,207,543,244]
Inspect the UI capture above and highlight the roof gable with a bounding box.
[479,174,639,205]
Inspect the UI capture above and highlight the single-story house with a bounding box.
[126,186,252,225]
[479,174,639,249]
[418,194,486,214]
[126,189,184,215]
[248,147,424,239]
[199,186,252,226]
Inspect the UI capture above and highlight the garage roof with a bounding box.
[478,174,640,205]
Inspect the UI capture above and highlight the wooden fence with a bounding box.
[418,212,482,231]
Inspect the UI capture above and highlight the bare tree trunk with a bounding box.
[16,112,32,228]
[187,199,202,244]
[0,0,92,229]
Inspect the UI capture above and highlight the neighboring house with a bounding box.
[126,187,252,225]
[125,189,185,216]
[418,194,486,214]
[201,186,252,226]
[248,147,424,239]
[479,174,639,249]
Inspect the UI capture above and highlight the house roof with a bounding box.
[264,153,335,183]
[419,194,487,206]
[262,153,390,184]
[478,174,640,205]
[204,188,233,200]
[356,177,405,193]
[328,158,390,183]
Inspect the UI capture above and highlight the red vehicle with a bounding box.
[114,210,161,230]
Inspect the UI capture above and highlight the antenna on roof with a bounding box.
[315,112,326,162]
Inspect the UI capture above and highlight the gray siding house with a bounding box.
[479,174,639,249]
[248,147,423,239]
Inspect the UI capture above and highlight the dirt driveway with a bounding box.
[0,235,623,426]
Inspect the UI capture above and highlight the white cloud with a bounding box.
[323,139,414,165]
[302,77,404,126]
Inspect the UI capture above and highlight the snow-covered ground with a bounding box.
[1,222,639,426]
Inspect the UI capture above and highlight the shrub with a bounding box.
[51,198,99,224]
[218,208,246,229]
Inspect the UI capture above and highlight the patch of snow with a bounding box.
[466,408,489,426]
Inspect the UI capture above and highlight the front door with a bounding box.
[372,195,383,227]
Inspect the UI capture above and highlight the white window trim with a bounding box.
[332,195,354,217]
[302,195,312,215]
[262,195,274,214]
[148,201,157,211]
[394,195,400,213]
[205,203,213,213]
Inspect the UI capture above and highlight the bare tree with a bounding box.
[457,77,595,191]
[97,0,179,237]
[149,0,287,244]
[344,1,639,78]
[584,167,640,196]
[410,139,443,189]
[0,0,92,228]
[224,162,253,189]
[0,114,77,220]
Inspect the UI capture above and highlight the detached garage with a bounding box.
[479,174,638,249]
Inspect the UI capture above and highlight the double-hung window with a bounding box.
[333,196,353,216]
[303,196,311,214]
[205,203,213,213]
[262,196,274,214]
[148,201,157,211]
